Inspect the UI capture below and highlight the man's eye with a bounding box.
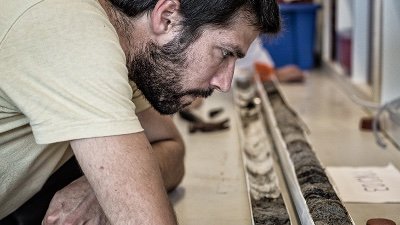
[221,49,232,59]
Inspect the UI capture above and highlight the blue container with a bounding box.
[262,3,321,70]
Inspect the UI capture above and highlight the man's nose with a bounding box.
[209,62,235,92]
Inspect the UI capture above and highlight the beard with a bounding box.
[128,37,213,115]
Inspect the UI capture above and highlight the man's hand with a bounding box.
[42,176,110,225]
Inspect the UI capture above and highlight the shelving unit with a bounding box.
[321,0,400,149]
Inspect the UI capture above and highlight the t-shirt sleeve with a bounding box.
[0,1,143,144]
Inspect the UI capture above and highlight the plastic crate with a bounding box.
[262,3,321,70]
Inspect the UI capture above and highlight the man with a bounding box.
[0,0,280,224]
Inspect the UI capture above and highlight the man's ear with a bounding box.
[151,0,180,35]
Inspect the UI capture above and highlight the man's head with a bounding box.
[105,0,280,114]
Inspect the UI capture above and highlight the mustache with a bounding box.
[177,88,214,98]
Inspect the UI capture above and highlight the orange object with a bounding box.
[254,61,275,82]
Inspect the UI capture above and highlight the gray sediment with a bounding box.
[235,78,290,225]
[264,81,352,225]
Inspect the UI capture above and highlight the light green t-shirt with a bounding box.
[0,0,150,218]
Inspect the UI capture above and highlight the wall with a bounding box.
[351,0,370,84]
[381,0,400,103]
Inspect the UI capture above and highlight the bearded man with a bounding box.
[0,0,280,224]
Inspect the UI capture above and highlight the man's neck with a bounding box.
[97,0,149,60]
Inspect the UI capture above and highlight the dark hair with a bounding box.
[109,0,281,39]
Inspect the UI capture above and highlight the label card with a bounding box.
[326,164,400,203]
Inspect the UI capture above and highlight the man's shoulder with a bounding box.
[1,0,111,43]
[0,0,42,42]
[0,0,121,63]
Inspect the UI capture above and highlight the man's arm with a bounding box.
[70,132,177,225]
[137,107,185,191]
[43,107,184,224]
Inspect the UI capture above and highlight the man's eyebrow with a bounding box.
[223,44,245,59]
